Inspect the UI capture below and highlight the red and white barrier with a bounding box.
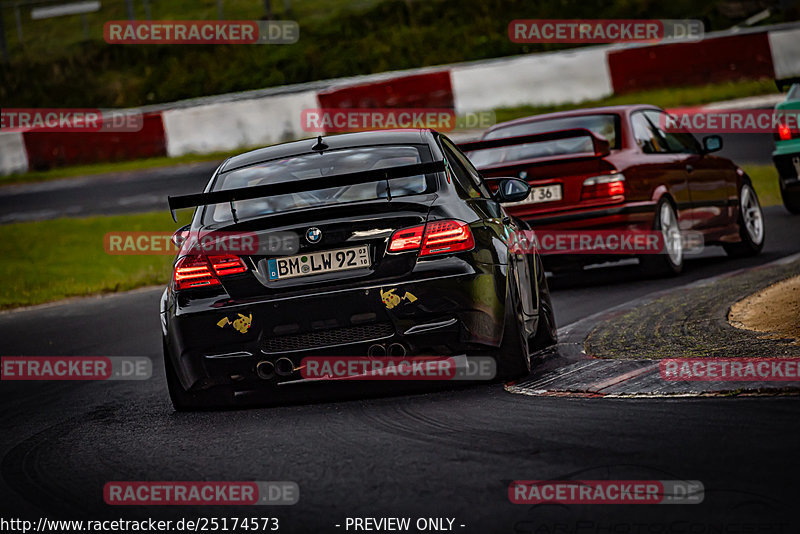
[161,90,318,157]
[451,46,613,112]
[768,27,800,81]
[22,112,167,171]
[606,32,774,93]
[0,132,28,175]
[2,23,799,175]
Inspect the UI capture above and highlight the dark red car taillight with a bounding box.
[388,220,475,257]
[581,173,625,201]
[173,254,247,291]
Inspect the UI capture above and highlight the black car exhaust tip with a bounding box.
[387,343,407,357]
[275,357,295,376]
[367,344,387,357]
[256,361,275,380]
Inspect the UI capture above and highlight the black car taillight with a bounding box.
[209,255,248,277]
[173,254,247,291]
[388,220,475,257]
[387,225,425,252]
[420,220,474,256]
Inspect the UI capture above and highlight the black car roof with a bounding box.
[219,129,435,174]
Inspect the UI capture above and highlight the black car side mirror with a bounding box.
[491,178,531,203]
[702,135,722,154]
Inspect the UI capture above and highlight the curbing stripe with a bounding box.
[511,252,800,398]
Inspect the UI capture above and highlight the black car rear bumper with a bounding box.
[162,259,509,391]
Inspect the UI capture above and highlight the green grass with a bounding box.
[742,165,781,207]
[2,0,382,61]
[0,211,188,310]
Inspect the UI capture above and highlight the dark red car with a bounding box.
[461,105,765,276]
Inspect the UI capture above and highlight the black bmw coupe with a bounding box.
[161,129,557,409]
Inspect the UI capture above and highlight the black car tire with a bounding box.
[494,272,532,381]
[723,181,765,257]
[164,340,233,411]
[780,181,800,214]
[530,254,558,352]
[639,198,683,277]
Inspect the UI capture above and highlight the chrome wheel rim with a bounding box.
[741,184,764,245]
[660,202,683,266]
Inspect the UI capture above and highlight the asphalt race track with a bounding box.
[0,203,798,532]
[0,161,220,224]
[0,132,776,224]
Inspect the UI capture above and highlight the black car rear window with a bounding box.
[203,144,435,224]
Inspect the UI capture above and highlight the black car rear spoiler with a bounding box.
[458,128,610,158]
[167,160,446,222]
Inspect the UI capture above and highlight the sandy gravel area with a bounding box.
[729,275,800,343]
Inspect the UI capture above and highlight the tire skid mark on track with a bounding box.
[352,387,555,457]
[0,384,257,519]
[0,382,91,427]
[1,406,118,519]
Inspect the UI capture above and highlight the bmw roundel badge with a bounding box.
[305,227,322,244]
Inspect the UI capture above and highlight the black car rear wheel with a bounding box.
[164,341,234,411]
[530,293,557,353]
[530,254,558,352]
[496,253,557,380]
[723,182,765,257]
[494,293,531,381]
